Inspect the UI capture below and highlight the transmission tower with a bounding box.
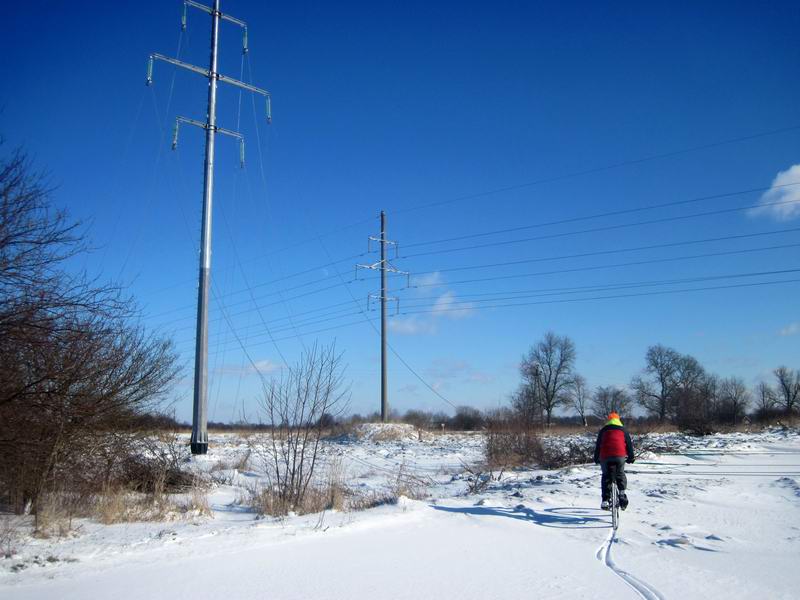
[356,211,409,422]
[146,0,272,455]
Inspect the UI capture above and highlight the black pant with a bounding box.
[600,457,627,501]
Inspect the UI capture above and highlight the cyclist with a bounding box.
[593,412,635,511]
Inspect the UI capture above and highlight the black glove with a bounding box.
[626,457,634,464]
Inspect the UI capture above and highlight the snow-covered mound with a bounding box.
[353,422,419,442]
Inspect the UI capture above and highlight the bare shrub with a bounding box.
[461,462,496,495]
[485,410,543,469]
[485,410,595,470]
[388,463,428,501]
[347,492,399,511]
[537,436,595,469]
[247,462,348,517]
[0,148,181,516]
[250,343,349,515]
[345,464,428,510]
[629,425,681,458]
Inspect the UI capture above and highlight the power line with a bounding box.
[143,181,798,323]
[401,278,800,316]
[412,242,800,289]
[170,265,800,353]
[402,198,800,259]
[166,236,800,346]
[412,227,800,276]
[145,205,799,325]
[401,182,800,250]
[171,307,364,350]
[389,123,800,216]
[145,251,366,317]
[399,268,800,310]
[180,275,800,358]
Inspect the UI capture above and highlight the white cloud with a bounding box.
[388,315,436,335]
[413,271,445,289]
[750,164,800,221]
[431,291,475,319]
[389,291,475,336]
[780,322,800,336]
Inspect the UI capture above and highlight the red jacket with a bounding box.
[594,423,634,462]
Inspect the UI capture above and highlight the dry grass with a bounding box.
[209,449,252,474]
[174,482,212,518]
[33,493,81,538]
[94,487,171,525]
[35,477,212,528]
[245,457,432,517]
[0,515,26,558]
[246,458,349,517]
[388,464,428,500]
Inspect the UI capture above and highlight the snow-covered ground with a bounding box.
[2,427,799,599]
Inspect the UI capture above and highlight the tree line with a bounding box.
[511,332,798,432]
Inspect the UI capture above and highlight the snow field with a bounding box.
[1,428,799,599]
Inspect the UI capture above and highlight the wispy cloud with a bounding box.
[413,271,445,288]
[398,384,420,396]
[216,359,284,377]
[780,322,800,336]
[750,165,800,221]
[389,275,476,335]
[424,358,494,389]
[388,315,436,335]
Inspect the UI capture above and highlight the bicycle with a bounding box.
[608,462,620,531]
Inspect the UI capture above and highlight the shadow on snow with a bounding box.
[431,504,611,529]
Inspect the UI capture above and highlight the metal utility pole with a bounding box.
[356,211,409,422]
[147,0,272,454]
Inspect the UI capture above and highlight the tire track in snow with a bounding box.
[596,531,665,600]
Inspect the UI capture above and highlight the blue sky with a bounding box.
[3,1,800,421]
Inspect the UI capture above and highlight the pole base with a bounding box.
[190,441,208,455]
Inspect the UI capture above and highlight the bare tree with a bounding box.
[511,383,543,429]
[0,148,180,515]
[631,345,708,424]
[256,343,349,512]
[754,381,777,421]
[718,377,750,425]
[630,345,681,422]
[451,406,485,431]
[520,332,576,427]
[568,375,589,427]
[592,386,632,420]
[773,367,799,416]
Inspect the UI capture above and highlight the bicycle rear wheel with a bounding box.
[611,475,619,530]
